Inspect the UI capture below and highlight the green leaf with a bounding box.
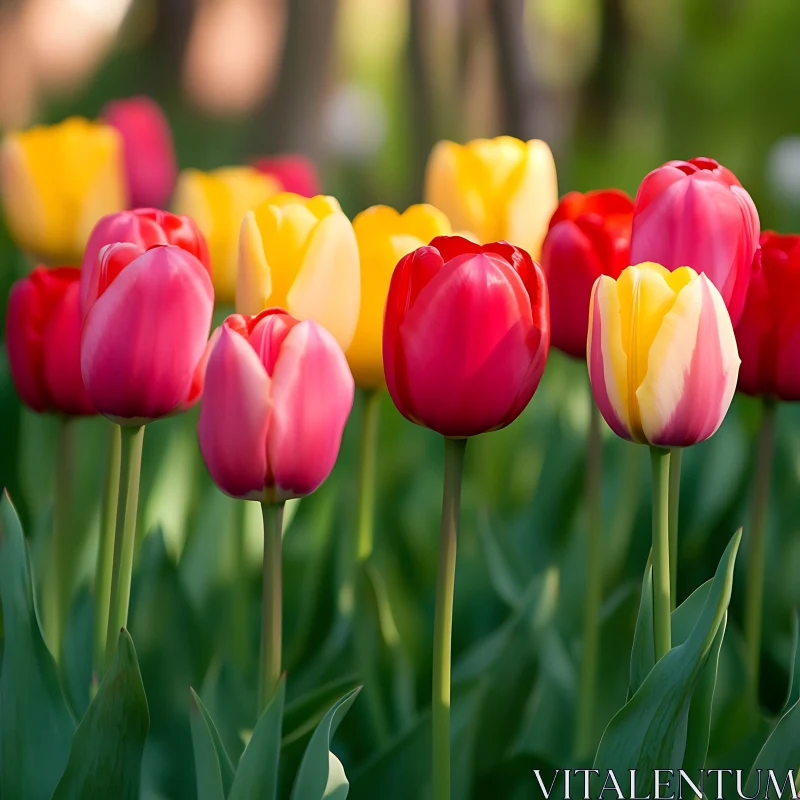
[283,674,361,746]
[477,510,524,610]
[0,490,75,800]
[290,686,361,800]
[628,554,653,700]
[592,529,741,797]
[745,699,800,796]
[52,629,149,800]
[782,610,800,714]
[189,687,234,800]
[228,676,285,800]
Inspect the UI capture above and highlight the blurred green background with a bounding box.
[2,0,800,797]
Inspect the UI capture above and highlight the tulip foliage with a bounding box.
[2,110,800,800]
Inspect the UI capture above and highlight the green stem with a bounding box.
[650,446,672,662]
[575,399,603,759]
[433,436,467,800]
[104,425,145,668]
[92,424,122,679]
[668,447,682,611]
[43,418,74,664]
[357,390,381,562]
[745,398,777,703]
[259,501,284,713]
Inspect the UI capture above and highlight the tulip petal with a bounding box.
[198,326,271,498]
[286,211,361,350]
[268,320,354,497]
[0,136,48,257]
[81,246,214,421]
[637,274,739,447]
[237,210,272,315]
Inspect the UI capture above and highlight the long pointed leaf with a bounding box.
[745,699,800,796]
[190,687,234,800]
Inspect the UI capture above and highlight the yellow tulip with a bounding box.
[424,135,557,259]
[0,117,126,263]
[346,204,451,389]
[172,166,281,303]
[237,193,360,350]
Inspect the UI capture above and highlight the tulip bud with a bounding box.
[81,208,210,318]
[588,262,740,447]
[252,154,320,198]
[172,167,281,304]
[198,309,354,502]
[0,117,127,263]
[347,203,451,389]
[81,244,214,424]
[101,96,178,210]
[541,189,633,359]
[424,136,558,259]
[6,266,94,416]
[237,193,360,350]
[736,232,800,400]
[629,157,760,326]
[383,236,550,437]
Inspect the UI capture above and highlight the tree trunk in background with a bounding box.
[250,0,339,160]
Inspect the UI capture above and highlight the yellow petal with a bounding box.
[236,210,271,316]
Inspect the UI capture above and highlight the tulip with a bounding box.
[541,189,633,359]
[238,193,360,350]
[198,308,354,709]
[6,266,94,416]
[383,235,550,438]
[81,243,214,423]
[424,136,558,260]
[0,117,127,263]
[172,166,281,303]
[80,207,210,317]
[101,96,178,209]
[629,157,760,327]
[347,203,451,389]
[252,154,320,198]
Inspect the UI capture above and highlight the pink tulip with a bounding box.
[101,96,178,209]
[198,309,354,502]
[6,266,94,416]
[251,155,320,198]
[81,208,210,317]
[81,243,214,423]
[629,157,760,326]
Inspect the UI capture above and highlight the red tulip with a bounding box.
[101,96,178,209]
[735,232,800,399]
[629,157,760,326]
[80,208,210,317]
[198,309,354,501]
[6,266,94,416]
[541,189,633,359]
[81,244,214,423]
[383,236,549,438]
[251,155,319,198]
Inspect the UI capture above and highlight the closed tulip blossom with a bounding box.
[238,193,360,349]
[0,117,127,263]
[101,96,178,209]
[81,243,214,424]
[541,189,633,359]
[347,203,451,389]
[629,157,760,326]
[6,266,94,416]
[252,154,320,198]
[384,235,550,438]
[424,136,558,259]
[172,166,281,304]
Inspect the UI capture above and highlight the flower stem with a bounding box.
[650,446,672,662]
[668,447,682,611]
[43,418,75,664]
[92,424,122,679]
[575,399,603,759]
[259,501,284,714]
[433,436,467,800]
[104,425,145,669]
[745,398,777,703]
[357,390,381,562]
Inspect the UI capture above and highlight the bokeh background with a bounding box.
[2,1,800,798]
